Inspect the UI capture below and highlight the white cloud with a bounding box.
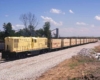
[41,16,63,26]
[12,25,15,29]
[50,8,65,14]
[50,8,61,14]
[69,9,74,14]
[12,24,24,30]
[95,16,100,20]
[76,22,88,25]
[5,15,9,17]
[16,24,24,27]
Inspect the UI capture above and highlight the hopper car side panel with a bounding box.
[62,39,70,47]
[87,39,89,43]
[49,39,62,49]
[96,39,98,42]
[88,39,91,43]
[80,39,84,44]
[93,39,95,42]
[71,39,76,46]
[77,39,81,45]
[83,39,87,44]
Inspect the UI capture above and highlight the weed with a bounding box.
[69,62,79,69]
[94,45,100,52]
[69,54,96,69]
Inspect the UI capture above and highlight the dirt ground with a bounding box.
[37,53,100,80]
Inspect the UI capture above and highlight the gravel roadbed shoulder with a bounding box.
[0,42,99,80]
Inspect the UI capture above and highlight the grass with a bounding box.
[68,55,96,69]
[94,45,100,52]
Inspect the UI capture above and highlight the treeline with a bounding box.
[0,13,51,40]
[0,22,51,40]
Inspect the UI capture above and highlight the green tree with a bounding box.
[35,28,44,37]
[3,22,15,37]
[27,25,35,36]
[14,29,23,36]
[15,28,28,36]
[43,22,51,39]
[0,30,5,40]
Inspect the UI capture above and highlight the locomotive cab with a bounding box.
[31,37,48,50]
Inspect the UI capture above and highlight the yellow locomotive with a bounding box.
[5,37,48,52]
[2,37,48,58]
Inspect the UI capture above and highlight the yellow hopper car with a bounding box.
[76,39,81,45]
[62,39,70,47]
[49,39,62,49]
[71,39,76,46]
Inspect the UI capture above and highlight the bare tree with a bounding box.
[20,12,38,36]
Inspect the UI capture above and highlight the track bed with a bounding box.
[0,42,99,80]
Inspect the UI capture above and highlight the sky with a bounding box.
[0,0,100,37]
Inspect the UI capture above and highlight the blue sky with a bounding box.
[0,0,100,37]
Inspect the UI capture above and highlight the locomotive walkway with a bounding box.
[0,42,99,80]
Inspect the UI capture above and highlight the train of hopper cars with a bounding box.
[0,37,98,59]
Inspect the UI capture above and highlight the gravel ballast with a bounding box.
[0,42,99,80]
